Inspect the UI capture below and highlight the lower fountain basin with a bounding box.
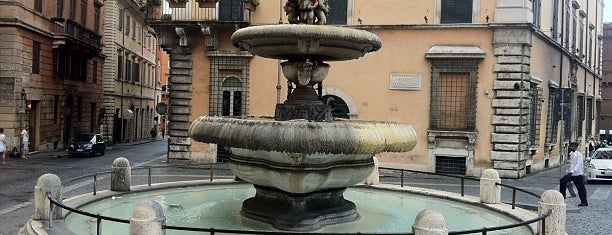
[64,183,533,234]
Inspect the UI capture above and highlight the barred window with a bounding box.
[586,97,593,137]
[326,0,348,25]
[528,83,543,146]
[430,60,477,131]
[209,55,250,117]
[577,95,585,137]
[441,0,472,23]
[545,88,559,144]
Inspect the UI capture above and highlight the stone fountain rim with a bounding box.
[231,24,382,61]
[189,116,417,155]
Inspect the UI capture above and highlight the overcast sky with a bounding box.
[605,5,611,23]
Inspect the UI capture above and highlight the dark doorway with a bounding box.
[322,95,350,119]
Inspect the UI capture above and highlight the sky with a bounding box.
[605,4,612,23]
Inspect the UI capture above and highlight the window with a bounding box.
[577,95,585,136]
[80,0,87,25]
[133,62,140,83]
[532,0,541,28]
[552,0,559,40]
[441,0,473,23]
[70,0,76,20]
[564,1,570,48]
[125,58,131,82]
[54,95,59,124]
[220,76,244,116]
[586,97,593,136]
[118,9,124,30]
[93,61,98,84]
[545,88,559,144]
[32,41,41,74]
[57,0,64,18]
[126,15,131,36]
[34,0,42,12]
[326,0,348,25]
[430,59,478,131]
[94,5,100,32]
[117,54,123,80]
[527,83,543,146]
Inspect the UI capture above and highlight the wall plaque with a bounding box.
[389,73,421,90]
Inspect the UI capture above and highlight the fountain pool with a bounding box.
[65,183,531,234]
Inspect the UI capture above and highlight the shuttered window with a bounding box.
[441,0,472,23]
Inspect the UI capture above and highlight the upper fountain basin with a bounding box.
[189,116,417,155]
[231,24,382,61]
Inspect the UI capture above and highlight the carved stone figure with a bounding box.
[284,0,329,25]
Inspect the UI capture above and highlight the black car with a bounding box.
[68,133,106,157]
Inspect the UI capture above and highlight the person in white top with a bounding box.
[21,126,29,159]
[0,128,7,164]
[559,142,588,206]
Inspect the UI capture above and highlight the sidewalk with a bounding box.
[20,139,159,159]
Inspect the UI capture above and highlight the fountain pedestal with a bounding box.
[242,186,358,231]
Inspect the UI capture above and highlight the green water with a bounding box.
[64,184,532,234]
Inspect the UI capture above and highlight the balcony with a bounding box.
[145,0,253,24]
[51,18,102,52]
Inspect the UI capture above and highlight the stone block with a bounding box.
[170,54,191,60]
[491,133,520,143]
[168,151,190,159]
[495,90,529,98]
[170,91,192,99]
[495,73,527,80]
[169,99,191,106]
[496,169,525,178]
[492,115,522,125]
[493,143,520,151]
[168,115,190,122]
[493,64,530,73]
[493,160,526,169]
[168,129,189,137]
[170,60,192,69]
[169,106,191,114]
[169,144,190,152]
[170,84,192,91]
[497,55,529,64]
[494,125,528,134]
[491,99,530,108]
[168,121,191,130]
[491,151,528,161]
[168,136,191,145]
[169,75,192,84]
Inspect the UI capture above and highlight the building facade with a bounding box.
[0,0,104,152]
[101,0,159,144]
[601,23,611,142]
[150,0,604,178]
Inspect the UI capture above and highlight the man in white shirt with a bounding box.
[21,126,28,159]
[559,142,588,206]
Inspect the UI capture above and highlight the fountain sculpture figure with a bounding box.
[189,1,418,231]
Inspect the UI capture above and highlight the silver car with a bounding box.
[585,147,612,183]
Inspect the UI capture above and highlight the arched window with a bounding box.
[322,95,350,119]
[221,76,244,116]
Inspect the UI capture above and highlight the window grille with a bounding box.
[577,95,585,136]
[435,156,466,175]
[586,97,593,136]
[430,59,477,131]
[210,56,250,117]
[545,88,559,144]
[326,0,348,25]
[322,95,350,118]
[528,83,543,146]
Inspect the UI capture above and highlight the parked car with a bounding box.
[68,133,106,157]
[585,147,612,183]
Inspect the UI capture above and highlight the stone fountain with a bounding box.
[189,1,417,231]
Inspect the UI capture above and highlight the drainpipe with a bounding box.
[276,0,283,104]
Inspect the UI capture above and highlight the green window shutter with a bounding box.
[441,0,473,23]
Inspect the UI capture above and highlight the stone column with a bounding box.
[111,157,131,192]
[479,169,501,204]
[490,26,532,179]
[130,200,166,235]
[538,190,566,235]
[167,45,193,160]
[33,173,62,220]
[412,209,448,235]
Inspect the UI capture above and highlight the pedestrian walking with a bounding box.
[21,126,28,159]
[0,128,7,164]
[559,142,588,206]
[150,126,157,140]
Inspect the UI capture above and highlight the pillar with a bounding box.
[480,169,501,204]
[538,190,566,235]
[111,157,131,192]
[33,173,62,220]
[130,200,166,235]
[412,209,448,235]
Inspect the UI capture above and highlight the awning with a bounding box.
[425,46,485,59]
[121,109,134,119]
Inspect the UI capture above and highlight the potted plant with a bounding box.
[244,0,259,11]
[196,0,218,8]
[166,0,187,8]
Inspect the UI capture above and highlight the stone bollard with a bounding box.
[33,173,63,220]
[364,156,380,185]
[538,190,566,235]
[479,169,501,204]
[111,157,131,192]
[412,209,448,235]
[130,200,166,235]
